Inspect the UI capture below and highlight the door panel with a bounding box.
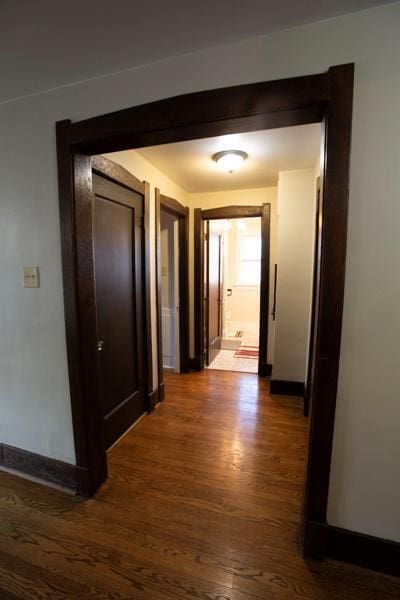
[93,172,145,449]
[207,225,223,365]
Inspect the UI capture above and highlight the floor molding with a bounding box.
[188,357,202,371]
[0,443,82,492]
[258,361,273,377]
[148,387,160,411]
[270,379,305,397]
[302,519,327,560]
[326,525,400,578]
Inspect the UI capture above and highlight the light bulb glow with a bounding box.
[212,150,248,173]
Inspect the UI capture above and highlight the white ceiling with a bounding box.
[136,124,321,192]
[1,0,389,103]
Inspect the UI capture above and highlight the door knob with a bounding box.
[97,340,104,352]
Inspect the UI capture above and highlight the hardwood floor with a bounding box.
[0,370,399,599]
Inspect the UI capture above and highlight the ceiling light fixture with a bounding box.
[212,150,248,173]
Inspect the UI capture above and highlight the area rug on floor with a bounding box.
[234,345,259,359]
[205,349,258,374]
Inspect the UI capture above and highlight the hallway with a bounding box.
[0,371,398,599]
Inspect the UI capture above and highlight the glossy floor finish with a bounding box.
[0,371,399,599]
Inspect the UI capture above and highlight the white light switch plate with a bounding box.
[23,266,40,288]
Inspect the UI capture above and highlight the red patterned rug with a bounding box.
[234,345,259,359]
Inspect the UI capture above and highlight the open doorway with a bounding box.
[155,190,190,401]
[56,65,354,563]
[159,211,180,371]
[206,216,262,374]
[201,207,270,374]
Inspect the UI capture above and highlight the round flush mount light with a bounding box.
[212,150,248,173]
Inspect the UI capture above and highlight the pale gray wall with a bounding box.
[0,3,399,542]
[272,169,316,382]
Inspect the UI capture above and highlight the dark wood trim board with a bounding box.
[258,362,273,377]
[301,65,354,560]
[0,443,83,493]
[188,357,202,372]
[56,64,355,566]
[326,526,400,578]
[193,208,204,370]
[270,380,305,397]
[258,203,271,377]
[147,387,160,412]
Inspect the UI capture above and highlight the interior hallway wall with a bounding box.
[0,2,399,542]
[189,187,277,365]
[272,169,316,383]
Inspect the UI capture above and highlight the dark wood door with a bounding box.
[206,225,223,365]
[304,177,323,417]
[93,170,146,449]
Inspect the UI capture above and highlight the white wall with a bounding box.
[0,3,399,541]
[189,187,277,363]
[272,169,316,382]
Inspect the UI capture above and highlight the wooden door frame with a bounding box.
[56,64,354,561]
[56,148,153,496]
[155,189,190,400]
[204,221,224,367]
[304,177,322,417]
[194,204,271,376]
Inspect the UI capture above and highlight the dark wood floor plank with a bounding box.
[0,369,399,599]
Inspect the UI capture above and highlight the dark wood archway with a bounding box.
[56,64,354,560]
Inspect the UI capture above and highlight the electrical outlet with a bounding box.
[23,266,40,288]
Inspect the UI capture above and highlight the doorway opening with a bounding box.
[205,216,261,374]
[56,65,354,561]
[206,217,262,373]
[155,190,190,402]
[159,211,180,372]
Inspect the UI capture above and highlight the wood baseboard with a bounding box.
[158,382,165,402]
[302,518,400,577]
[302,519,327,560]
[0,443,83,492]
[258,361,272,377]
[270,379,305,397]
[188,357,202,371]
[147,387,160,411]
[326,525,400,577]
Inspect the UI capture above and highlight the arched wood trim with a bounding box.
[56,65,354,563]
